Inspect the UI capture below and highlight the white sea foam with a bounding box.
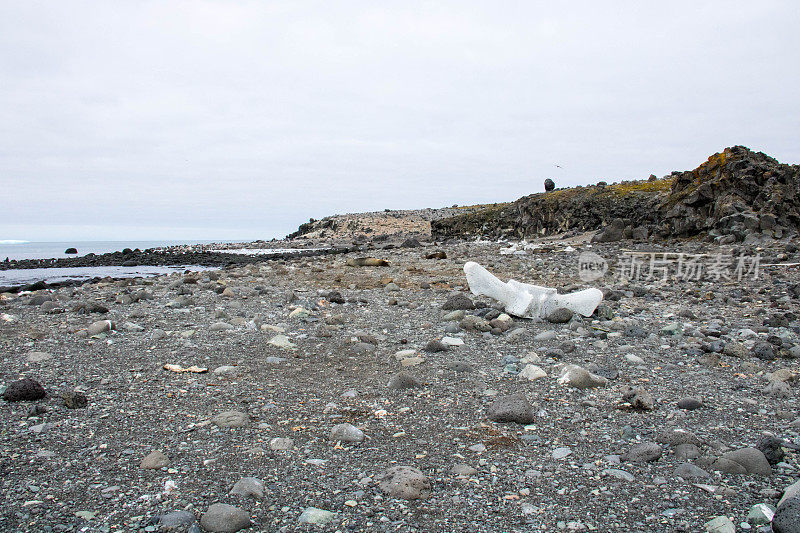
[0,240,30,245]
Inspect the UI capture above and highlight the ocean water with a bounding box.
[0,240,218,261]
[0,240,223,287]
[0,265,218,287]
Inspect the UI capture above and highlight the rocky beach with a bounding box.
[2,147,800,532]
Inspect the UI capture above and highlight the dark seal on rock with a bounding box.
[2,378,46,402]
[486,393,536,424]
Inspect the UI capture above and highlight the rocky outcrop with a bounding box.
[432,146,800,242]
[660,146,800,242]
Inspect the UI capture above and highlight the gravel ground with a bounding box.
[1,235,799,532]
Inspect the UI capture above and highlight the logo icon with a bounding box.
[578,251,608,282]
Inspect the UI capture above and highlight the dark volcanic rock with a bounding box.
[442,294,474,310]
[544,178,555,192]
[486,393,536,424]
[64,247,77,254]
[2,378,46,402]
[756,435,785,465]
[432,146,800,241]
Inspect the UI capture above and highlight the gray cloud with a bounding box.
[1,1,798,240]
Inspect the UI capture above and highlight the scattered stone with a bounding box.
[141,450,169,469]
[25,352,51,363]
[62,391,88,409]
[713,448,772,475]
[622,442,662,463]
[159,510,197,530]
[269,437,294,451]
[519,364,547,381]
[377,466,431,500]
[442,294,474,310]
[200,503,251,533]
[329,423,365,443]
[752,341,776,360]
[674,462,710,479]
[545,307,573,323]
[268,334,296,350]
[677,397,702,410]
[704,516,735,533]
[486,393,536,424]
[212,411,250,428]
[298,507,336,525]
[552,447,572,460]
[620,386,654,411]
[230,477,265,499]
[451,464,478,476]
[2,378,46,402]
[387,373,421,390]
[557,365,607,390]
[746,503,776,527]
[674,443,702,461]
[602,469,635,482]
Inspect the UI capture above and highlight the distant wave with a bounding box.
[0,240,29,245]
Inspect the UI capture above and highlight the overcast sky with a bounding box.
[1,1,798,241]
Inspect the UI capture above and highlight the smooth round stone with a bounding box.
[25,352,51,363]
[200,503,250,533]
[298,507,336,525]
[673,462,710,479]
[230,477,264,499]
[269,437,294,451]
[329,423,365,443]
[552,447,572,460]
[451,464,478,476]
[677,397,702,410]
[601,469,634,482]
[387,372,421,390]
[212,410,249,428]
[140,450,169,469]
[534,331,557,342]
[519,364,547,381]
[621,442,662,463]
[159,510,196,530]
[87,320,113,336]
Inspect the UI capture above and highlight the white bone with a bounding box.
[463,261,603,318]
